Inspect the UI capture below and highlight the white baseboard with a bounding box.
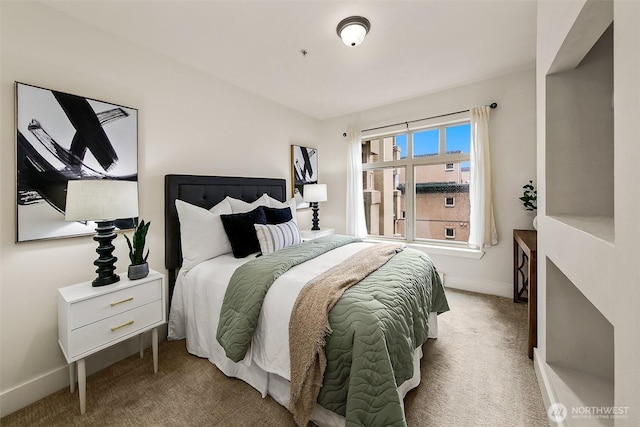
[534,348,554,418]
[444,275,512,299]
[0,336,147,417]
[0,365,70,418]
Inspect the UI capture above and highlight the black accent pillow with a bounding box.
[220,207,266,258]
[263,206,293,224]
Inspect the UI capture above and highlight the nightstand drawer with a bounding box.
[69,300,163,359]
[70,279,162,329]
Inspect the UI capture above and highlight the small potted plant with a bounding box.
[519,180,537,211]
[519,180,537,229]
[124,219,150,280]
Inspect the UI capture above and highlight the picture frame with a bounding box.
[290,145,318,209]
[15,82,138,242]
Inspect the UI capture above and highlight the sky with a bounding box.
[394,123,470,159]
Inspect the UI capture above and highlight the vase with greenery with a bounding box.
[124,219,150,280]
[519,180,537,229]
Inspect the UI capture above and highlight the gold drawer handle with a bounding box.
[111,320,134,332]
[110,297,134,307]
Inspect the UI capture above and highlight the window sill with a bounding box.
[363,237,484,259]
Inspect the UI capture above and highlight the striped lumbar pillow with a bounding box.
[254,221,301,254]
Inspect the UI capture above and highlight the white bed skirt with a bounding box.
[173,311,438,427]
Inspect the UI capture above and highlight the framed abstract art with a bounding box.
[291,145,318,209]
[15,82,138,242]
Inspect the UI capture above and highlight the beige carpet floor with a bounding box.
[1,288,548,426]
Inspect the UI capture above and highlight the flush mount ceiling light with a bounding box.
[336,16,371,47]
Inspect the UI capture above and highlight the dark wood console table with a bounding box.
[513,229,537,359]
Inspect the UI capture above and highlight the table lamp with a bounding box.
[65,179,139,287]
[303,184,327,231]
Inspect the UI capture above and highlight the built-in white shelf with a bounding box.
[544,362,614,427]
[548,214,614,246]
[545,216,615,323]
[545,24,614,230]
[535,1,640,423]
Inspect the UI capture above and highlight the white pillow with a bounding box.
[263,195,297,224]
[175,199,232,271]
[254,221,301,255]
[210,198,232,215]
[226,193,271,213]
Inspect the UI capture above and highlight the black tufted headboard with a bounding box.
[164,174,287,300]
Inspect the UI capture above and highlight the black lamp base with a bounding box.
[310,202,321,231]
[92,220,120,287]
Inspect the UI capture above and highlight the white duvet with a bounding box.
[168,241,376,381]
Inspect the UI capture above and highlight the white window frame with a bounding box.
[444,196,455,207]
[444,227,456,239]
[362,118,473,249]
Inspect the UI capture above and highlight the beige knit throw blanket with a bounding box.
[288,243,404,426]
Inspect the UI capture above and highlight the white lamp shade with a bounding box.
[340,23,367,47]
[65,180,139,221]
[303,184,327,203]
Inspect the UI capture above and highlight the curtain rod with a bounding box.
[342,102,497,137]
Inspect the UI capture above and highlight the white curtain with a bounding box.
[469,106,498,248]
[345,132,367,237]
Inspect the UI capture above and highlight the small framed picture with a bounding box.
[291,145,318,209]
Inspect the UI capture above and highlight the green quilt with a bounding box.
[217,235,360,362]
[216,235,449,426]
[318,246,448,426]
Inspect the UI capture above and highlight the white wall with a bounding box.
[320,69,537,296]
[0,1,318,416]
[613,1,640,419]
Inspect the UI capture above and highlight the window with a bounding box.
[445,196,455,207]
[361,122,471,244]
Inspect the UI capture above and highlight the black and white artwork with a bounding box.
[15,82,138,242]
[291,145,318,209]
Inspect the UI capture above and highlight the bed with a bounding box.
[164,174,449,426]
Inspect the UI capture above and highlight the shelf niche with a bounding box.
[546,258,614,424]
[545,24,614,228]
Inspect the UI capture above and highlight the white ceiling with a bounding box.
[42,0,537,120]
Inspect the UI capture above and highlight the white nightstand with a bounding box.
[58,269,166,414]
[300,228,335,241]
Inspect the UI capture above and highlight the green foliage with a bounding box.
[519,180,537,211]
[123,220,150,265]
